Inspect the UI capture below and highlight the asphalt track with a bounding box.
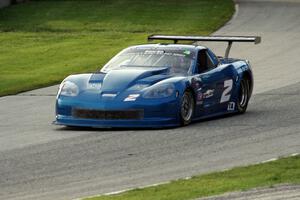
[0,0,299,199]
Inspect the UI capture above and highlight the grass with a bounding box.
[84,155,300,200]
[0,0,234,96]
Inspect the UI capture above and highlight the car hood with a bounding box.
[89,67,174,93]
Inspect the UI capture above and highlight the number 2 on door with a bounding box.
[220,79,233,103]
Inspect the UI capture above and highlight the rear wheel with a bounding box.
[237,78,250,113]
[180,90,194,126]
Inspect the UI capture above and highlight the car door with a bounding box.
[193,49,235,117]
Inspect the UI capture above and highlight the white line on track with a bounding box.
[76,153,299,200]
[232,3,239,21]
[261,158,278,163]
[74,181,171,200]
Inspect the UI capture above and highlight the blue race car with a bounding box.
[55,35,261,128]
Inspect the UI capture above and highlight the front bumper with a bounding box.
[55,96,180,128]
[54,115,178,128]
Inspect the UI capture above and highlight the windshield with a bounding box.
[101,48,196,75]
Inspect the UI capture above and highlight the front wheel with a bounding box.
[180,90,195,126]
[237,78,250,113]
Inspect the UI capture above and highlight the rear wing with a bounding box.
[147,35,261,58]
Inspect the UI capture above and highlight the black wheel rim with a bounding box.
[181,93,193,121]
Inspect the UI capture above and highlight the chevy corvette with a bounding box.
[55,35,261,128]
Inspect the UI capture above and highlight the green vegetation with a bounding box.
[85,155,300,200]
[0,0,234,96]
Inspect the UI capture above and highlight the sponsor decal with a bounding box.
[144,50,164,55]
[191,78,201,89]
[227,102,235,111]
[173,53,185,57]
[102,93,117,98]
[124,94,140,102]
[194,82,200,89]
[183,50,191,55]
[203,89,214,99]
[197,92,203,101]
[204,104,211,108]
[196,92,203,105]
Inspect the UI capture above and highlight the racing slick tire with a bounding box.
[180,90,195,126]
[237,77,250,114]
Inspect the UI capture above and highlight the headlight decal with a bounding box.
[143,83,175,99]
[59,81,79,97]
[128,83,150,91]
